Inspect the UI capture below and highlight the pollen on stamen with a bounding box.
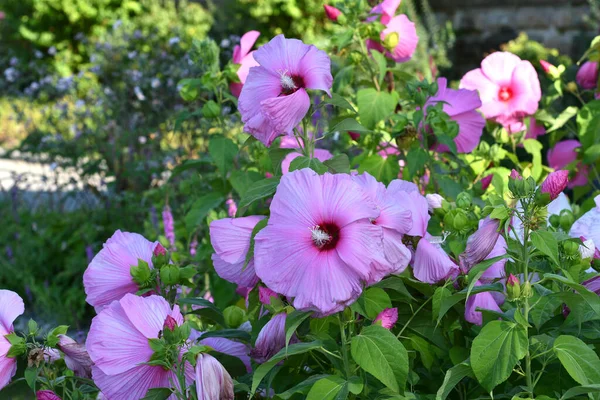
[310,226,331,247]
[278,70,297,91]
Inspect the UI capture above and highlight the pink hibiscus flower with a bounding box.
[460,52,541,129]
[464,281,502,325]
[87,294,193,399]
[367,0,402,24]
[547,139,589,188]
[367,14,418,63]
[254,169,387,315]
[412,238,458,284]
[194,353,234,400]
[386,179,429,237]
[570,195,600,255]
[83,230,160,311]
[238,35,333,147]
[0,290,24,391]
[279,133,333,174]
[209,216,266,288]
[576,61,599,90]
[230,31,260,97]
[426,77,485,153]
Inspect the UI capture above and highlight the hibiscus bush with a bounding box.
[2,0,600,399]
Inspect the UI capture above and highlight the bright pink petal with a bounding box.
[83,230,157,310]
[0,352,17,391]
[576,61,599,89]
[509,60,541,115]
[366,39,386,55]
[480,52,522,86]
[233,31,260,64]
[412,239,458,284]
[119,294,173,339]
[237,52,259,84]
[298,45,333,95]
[368,0,402,23]
[459,69,502,119]
[547,140,580,170]
[261,88,311,135]
[382,15,418,63]
[0,290,24,331]
[336,221,387,283]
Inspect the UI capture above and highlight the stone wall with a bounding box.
[431,0,597,76]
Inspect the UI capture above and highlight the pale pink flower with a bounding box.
[209,216,266,288]
[426,193,444,213]
[541,170,569,200]
[576,61,599,90]
[83,230,160,311]
[324,5,342,21]
[0,290,24,391]
[464,281,502,325]
[250,313,289,363]
[387,179,429,237]
[367,14,418,63]
[547,140,588,188]
[570,195,600,256]
[374,307,398,329]
[230,31,260,98]
[195,353,234,400]
[239,35,333,146]
[36,391,61,400]
[426,78,485,153]
[87,294,193,399]
[367,0,402,24]
[460,52,541,129]
[412,238,459,284]
[57,335,92,378]
[254,169,387,315]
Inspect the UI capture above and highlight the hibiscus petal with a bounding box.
[336,221,387,283]
[412,239,458,284]
[212,254,260,288]
[0,351,17,391]
[299,45,333,95]
[233,31,260,64]
[261,88,311,135]
[253,34,309,75]
[465,283,502,325]
[450,110,485,153]
[382,228,412,273]
[92,364,172,400]
[0,290,24,331]
[383,15,418,63]
[237,52,259,84]
[120,294,172,339]
[199,336,252,373]
[480,51,522,86]
[509,60,541,115]
[459,69,503,119]
[210,216,266,264]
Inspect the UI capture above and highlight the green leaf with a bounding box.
[323,154,351,174]
[375,277,415,301]
[577,100,600,148]
[584,144,600,164]
[276,375,331,399]
[436,362,474,400]
[470,321,528,392]
[370,50,388,85]
[465,255,508,300]
[530,288,561,330]
[179,298,227,327]
[208,136,238,175]
[306,376,346,400]
[553,335,600,386]
[560,384,600,399]
[239,177,280,208]
[185,193,224,231]
[141,388,173,400]
[24,367,37,391]
[531,231,560,266]
[362,287,392,319]
[251,341,323,395]
[289,156,328,174]
[244,218,268,269]
[436,283,504,324]
[547,106,578,132]
[198,329,251,342]
[357,88,399,129]
[229,170,263,197]
[178,78,202,101]
[323,93,357,113]
[348,375,363,395]
[358,154,400,185]
[285,310,312,350]
[329,118,370,134]
[350,325,409,393]
[406,147,429,179]
[545,274,600,319]
[333,66,354,92]
[522,139,543,180]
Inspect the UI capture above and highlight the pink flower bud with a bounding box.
[265,172,273,179]
[57,335,93,378]
[374,308,398,329]
[507,274,519,287]
[153,243,167,257]
[509,169,522,180]
[576,61,599,90]
[425,193,444,212]
[226,197,238,218]
[163,315,177,331]
[480,174,493,191]
[324,4,342,21]
[37,391,61,400]
[347,131,360,141]
[539,60,554,74]
[460,217,500,272]
[250,313,289,364]
[258,286,279,305]
[195,353,234,400]
[541,170,569,200]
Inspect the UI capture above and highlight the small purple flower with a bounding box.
[374,308,398,329]
[190,234,198,256]
[85,245,94,263]
[162,205,175,248]
[226,197,237,218]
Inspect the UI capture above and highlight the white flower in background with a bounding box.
[48,46,57,56]
[134,86,146,101]
[580,239,596,260]
[168,36,180,46]
[151,78,160,88]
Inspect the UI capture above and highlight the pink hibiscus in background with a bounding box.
[230,31,260,97]
[83,230,160,311]
[367,14,418,63]
[576,61,599,90]
[0,290,24,391]
[460,52,541,131]
[239,35,333,147]
[87,294,193,399]
[367,0,402,24]
[547,139,588,188]
[570,195,600,256]
[425,77,485,153]
[278,133,333,174]
[254,169,388,315]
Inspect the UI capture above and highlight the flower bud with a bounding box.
[576,61,599,90]
[480,174,493,191]
[549,214,560,228]
[36,391,61,400]
[250,313,288,364]
[383,32,399,52]
[160,265,180,286]
[223,306,246,328]
[374,308,398,330]
[510,169,523,180]
[559,209,575,231]
[426,194,444,213]
[460,217,501,272]
[456,192,472,209]
[130,259,152,286]
[347,131,360,141]
[195,353,234,400]
[202,100,221,119]
[521,281,533,298]
[57,335,93,378]
[539,60,553,73]
[152,243,170,268]
[153,243,167,257]
[506,274,521,301]
[453,211,468,231]
[563,240,580,257]
[163,315,177,332]
[541,170,569,200]
[323,4,342,22]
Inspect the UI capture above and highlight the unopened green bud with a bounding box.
[559,210,575,231]
[223,306,246,328]
[456,192,472,209]
[383,32,399,51]
[563,240,580,257]
[131,259,152,286]
[506,274,521,301]
[160,265,180,286]
[202,100,221,118]
[453,211,468,231]
[522,281,533,298]
[549,214,560,228]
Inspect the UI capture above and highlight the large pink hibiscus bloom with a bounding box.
[426,77,485,153]
[0,290,24,391]
[239,35,333,147]
[254,169,387,315]
[460,52,541,128]
[230,31,260,98]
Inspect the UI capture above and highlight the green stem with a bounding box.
[397,296,432,338]
[338,315,351,379]
[521,207,533,396]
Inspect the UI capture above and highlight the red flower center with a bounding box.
[498,86,513,102]
[310,222,340,251]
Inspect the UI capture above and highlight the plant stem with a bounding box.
[338,314,351,379]
[521,205,533,396]
[397,296,432,338]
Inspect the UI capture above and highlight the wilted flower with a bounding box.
[374,308,398,329]
[238,35,333,146]
[87,295,193,399]
[576,61,599,89]
[195,353,234,400]
[83,230,160,310]
[547,140,588,188]
[412,238,459,284]
[230,31,260,97]
[324,5,342,21]
[541,170,569,200]
[250,313,288,363]
[56,335,92,378]
[254,169,387,315]
[0,290,24,391]
[460,52,541,129]
[464,281,502,325]
[210,216,266,288]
